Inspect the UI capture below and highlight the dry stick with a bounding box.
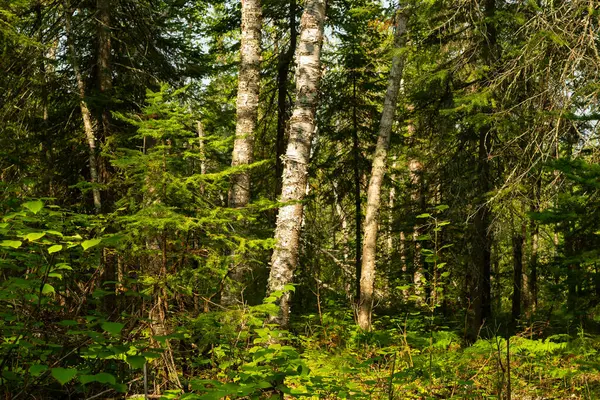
[387,351,397,400]
[506,334,511,400]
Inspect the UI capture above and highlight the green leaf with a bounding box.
[42,284,55,294]
[45,230,64,237]
[283,284,296,292]
[48,244,63,254]
[80,372,116,385]
[0,240,22,248]
[29,364,48,377]
[23,200,44,214]
[416,213,431,219]
[81,238,102,250]
[51,368,77,385]
[25,232,46,241]
[126,355,146,369]
[101,322,124,336]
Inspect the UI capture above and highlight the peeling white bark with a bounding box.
[268,0,326,326]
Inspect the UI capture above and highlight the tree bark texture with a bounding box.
[222,0,262,307]
[267,0,326,326]
[469,0,497,340]
[64,3,102,213]
[97,0,112,139]
[275,0,297,197]
[511,234,523,324]
[228,0,262,209]
[357,12,407,331]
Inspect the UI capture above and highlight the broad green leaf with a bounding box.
[25,232,46,241]
[283,284,296,292]
[126,355,146,369]
[101,321,124,336]
[45,230,63,237]
[42,284,55,294]
[81,238,102,250]
[23,200,44,214]
[54,263,72,270]
[0,223,8,228]
[51,368,77,385]
[48,244,63,254]
[29,364,48,376]
[80,373,116,385]
[0,240,22,248]
[416,213,431,219]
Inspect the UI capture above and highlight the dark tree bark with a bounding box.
[352,72,362,303]
[511,234,524,324]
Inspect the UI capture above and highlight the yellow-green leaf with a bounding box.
[0,240,22,248]
[25,232,46,241]
[81,238,102,250]
[48,244,63,254]
[42,284,55,294]
[23,200,44,214]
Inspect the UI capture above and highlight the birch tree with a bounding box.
[222,0,262,306]
[358,11,407,331]
[267,0,326,326]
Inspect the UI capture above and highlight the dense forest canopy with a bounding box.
[1,0,600,398]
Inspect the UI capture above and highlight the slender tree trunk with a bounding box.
[471,128,492,339]
[96,0,116,314]
[353,73,363,303]
[275,0,297,196]
[529,179,541,312]
[267,0,326,326]
[358,12,407,331]
[511,234,523,325]
[64,3,101,213]
[197,120,206,193]
[223,0,262,306]
[97,0,112,140]
[469,0,497,340]
[409,158,425,306]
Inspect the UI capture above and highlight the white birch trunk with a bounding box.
[267,0,326,326]
[223,0,263,306]
[358,12,407,331]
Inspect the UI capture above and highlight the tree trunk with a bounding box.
[96,0,116,314]
[357,12,407,331]
[469,0,497,340]
[471,128,492,339]
[267,0,326,327]
[275,0,297,197]
[222,0,262,306]
[228,0,262,208]
[97,0,112,140]
[409,158,425,307]
[528,179,540,312]
[64,3,102,213]
[511,234,523,324]
[353,73,362,303]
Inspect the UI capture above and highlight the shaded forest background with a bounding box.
[1,0,600,398]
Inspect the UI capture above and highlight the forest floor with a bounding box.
[267,313,600,399]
